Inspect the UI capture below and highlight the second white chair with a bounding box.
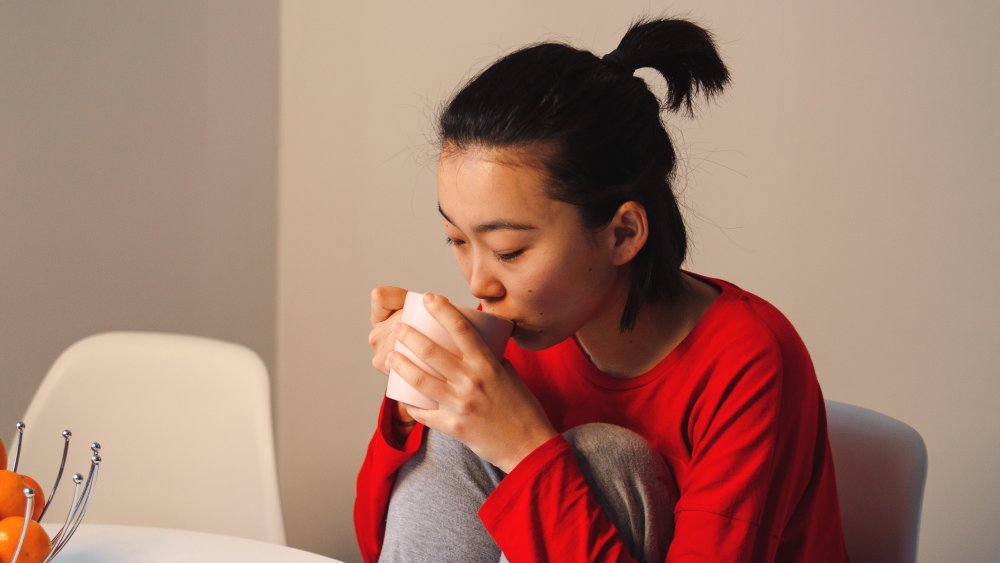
[16,332,286,544]
[826,400,928,563]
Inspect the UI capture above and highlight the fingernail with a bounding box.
[423,293,436,304]
[386,351,395,364]
[391,323,402,334]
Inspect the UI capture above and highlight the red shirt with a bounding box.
[356,275,849,562]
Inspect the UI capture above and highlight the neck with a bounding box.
[574,273,717,378]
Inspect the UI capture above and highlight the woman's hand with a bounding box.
[368,286,416,431]
[387,293,557,473]
[369,286,408,375]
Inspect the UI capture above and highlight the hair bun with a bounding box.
[612,18,729,114]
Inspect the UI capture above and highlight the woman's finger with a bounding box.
[371,286,407,325]
[387,347,451,404]
[419,293,494,360]
[394,321,464,383]
[369,308,404,375]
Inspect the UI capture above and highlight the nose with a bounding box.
[468,255,505,302]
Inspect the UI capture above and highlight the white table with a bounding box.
[41,523,345,562]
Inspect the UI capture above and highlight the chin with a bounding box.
[511,326,566,351]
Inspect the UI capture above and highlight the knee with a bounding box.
[562,423,677,562]
[564,423,658,459]
[563,423,670,478]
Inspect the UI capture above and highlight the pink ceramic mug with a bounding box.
[386,291,514,409]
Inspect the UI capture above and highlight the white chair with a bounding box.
[16,332,286,544]
[826,400,928,563]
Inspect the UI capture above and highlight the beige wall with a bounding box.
[0,0,278,501]
[4,1,998,562]
[280,1,1000,561]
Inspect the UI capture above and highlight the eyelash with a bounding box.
[445,237,524,263]
[495,249,524,263]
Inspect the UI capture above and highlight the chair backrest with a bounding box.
[16,332,286,544]
[825,400,927,563]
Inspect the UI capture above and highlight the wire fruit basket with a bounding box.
[1,422,101,562]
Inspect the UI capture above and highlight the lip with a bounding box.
[479,308,512,321]
[477,307,521,333]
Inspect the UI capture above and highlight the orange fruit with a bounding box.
[0,471,45,522]
[0,516,52,563]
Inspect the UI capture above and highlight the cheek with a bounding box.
[514,257,588,308]
[512,258,560,295]
[539,254,613,308]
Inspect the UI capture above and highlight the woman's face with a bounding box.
[437,146,625,350]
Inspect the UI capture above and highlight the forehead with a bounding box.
[436,147,574,229]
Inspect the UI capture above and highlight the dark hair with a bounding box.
[439,18,729,331]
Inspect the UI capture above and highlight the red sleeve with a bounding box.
[479,435,638,563]
[354,397,425,563]
[483,336,824,562]
[666,334,828,562]
[665,342,784,561]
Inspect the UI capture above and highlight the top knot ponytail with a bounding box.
[609,18,730,114]
[439,17,729,331]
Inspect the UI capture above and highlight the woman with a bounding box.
[356,17,849,562]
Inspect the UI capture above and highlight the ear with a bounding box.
[608,201,648,266]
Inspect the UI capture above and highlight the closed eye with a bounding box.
[495,249,524,263]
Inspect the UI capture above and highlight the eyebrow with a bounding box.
[438,204,538,234]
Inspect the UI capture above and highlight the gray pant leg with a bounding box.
[380,429,504,563]
[562,423,677,563]
[382,424,676,563]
